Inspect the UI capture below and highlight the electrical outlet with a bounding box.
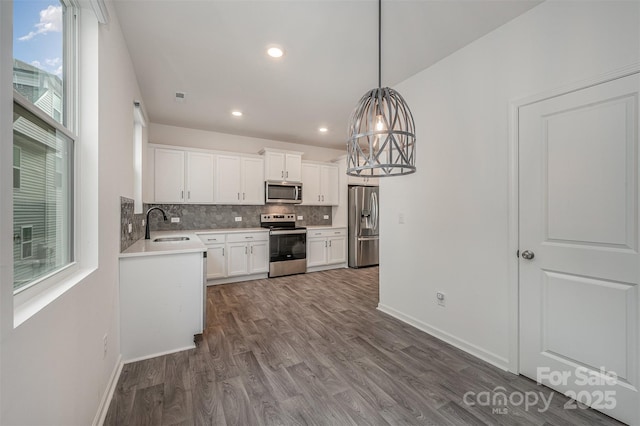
[436,292,446,307]
[235,216,242,222]
[127,223,132,233]
[171,217,180,223]
[142,219,145,226]
[297,215,303,220]
[103,334,108,358]
[323,215,329,220]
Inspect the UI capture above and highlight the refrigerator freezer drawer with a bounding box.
[349,237,379,268]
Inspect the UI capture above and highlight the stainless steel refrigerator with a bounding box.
[348,185,379,268]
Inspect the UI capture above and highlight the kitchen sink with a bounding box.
[153,236,190,242]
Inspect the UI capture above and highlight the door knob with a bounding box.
[521,250,535,260]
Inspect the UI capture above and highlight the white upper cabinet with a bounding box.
[301,161,339,206]
[320,164,339,206]
[214,154,242,203]
[302,163,321,204]
[347,174,379,186]
[214,154,264,205]
[154,147,214,203]
[186,151,214,203]
[154,148,185,203]
[241,157,265,204]
[262,149,302,182]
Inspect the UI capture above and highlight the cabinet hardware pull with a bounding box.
[281,170,284,178]
[325,241,327,247]
[188,190,191,199]
[237,193,240,200]
[322,195,324,202]
[243,192,245,200]
[251,246,253,254]
[245,247,248,254]
[222,248,225,256]
[329,241,332,247]
[286,171,289,178]
[318,195,320,201]
[245,236,253,239]
[181,190,184,199]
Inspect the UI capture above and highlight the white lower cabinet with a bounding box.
[198,231,269,282]
[306,228,347,269]
[119,251,204,361]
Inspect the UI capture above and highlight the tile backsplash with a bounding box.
[120,197,145,252]
[144,203,332,232]
[121,200,333,251]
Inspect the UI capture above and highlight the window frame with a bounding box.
[12,0,78,299]
[13,145,21,190]
[20,225,33,260]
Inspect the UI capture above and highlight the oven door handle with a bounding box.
[270,229,307,236]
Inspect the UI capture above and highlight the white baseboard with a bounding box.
[93,354,123,426]
[122,344,196,364]
[306,263,347,273]
[377,303,509,371]
[206,273,268,285]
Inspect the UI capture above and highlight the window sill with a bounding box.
[13,266,97,328]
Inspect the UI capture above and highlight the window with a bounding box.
[13,0,76,293]
[13,146,21,189]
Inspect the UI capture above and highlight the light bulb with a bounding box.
[375,115,385,131]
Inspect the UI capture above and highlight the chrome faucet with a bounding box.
[145,206,168,239]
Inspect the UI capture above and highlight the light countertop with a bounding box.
[121,226,345,258]
[120,231,206,258]
[195,227,268,235]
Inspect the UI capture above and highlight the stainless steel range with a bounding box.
[260,214,307,277]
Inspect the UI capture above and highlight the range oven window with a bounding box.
[269,233,306,262]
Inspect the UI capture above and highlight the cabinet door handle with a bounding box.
[188,190,191,200]
[281,170,284,178]
[245,236,253,239]
[222,248,225,256]
[181,190,184,200]
[237,192,240,200]
[318,195,321,202]
[286,171,289,178]
[325,241,327,247]
[245,246,248,254]
[208,238,218,242]
[250,246,253,254]
[322,195,324,202]
[329,240,332,247]
[243,192,245,200]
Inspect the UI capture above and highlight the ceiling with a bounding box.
[113,0,541,150]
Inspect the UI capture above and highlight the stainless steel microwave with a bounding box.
[265,181,302,204]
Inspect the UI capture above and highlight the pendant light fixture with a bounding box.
[346,0,416,177]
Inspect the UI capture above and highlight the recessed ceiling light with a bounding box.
[319,127,328,133]
[267,47,284,58]
[231,111,243,117]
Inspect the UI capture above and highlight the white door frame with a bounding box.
[506,63,640,374]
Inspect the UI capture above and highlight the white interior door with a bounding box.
[519,73,639,425]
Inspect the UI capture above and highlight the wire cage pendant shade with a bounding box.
[346,0,416,177]
[347,87,416,177]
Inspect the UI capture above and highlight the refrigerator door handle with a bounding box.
[371,191,379,233]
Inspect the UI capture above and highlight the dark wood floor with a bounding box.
[105,267,622,425]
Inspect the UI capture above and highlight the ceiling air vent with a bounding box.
[175,92,186,103]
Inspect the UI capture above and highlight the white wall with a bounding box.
[0,1,146,423]
[379,1,640,368]
[150,122,344,162]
